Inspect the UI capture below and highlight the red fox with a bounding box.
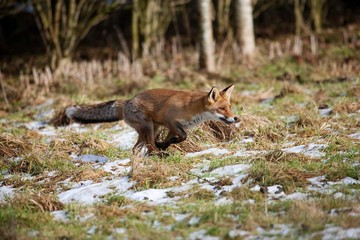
[65,85,239,155]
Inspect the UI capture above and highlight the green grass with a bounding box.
[1,37,360,239]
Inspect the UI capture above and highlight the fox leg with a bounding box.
[156,124,187,150]
[132,136,145,154]
[124,101,161,154]
[131,121,161,155]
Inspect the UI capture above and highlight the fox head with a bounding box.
[207,85,239,124]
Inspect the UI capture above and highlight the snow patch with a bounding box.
[283,143,327,157]
[51,210,69,222]
[233,150,262,157]
[126,188,171,204]
[174,213,190,222]
[0,186,15,202]
[110,128,138,150]
[210,164,250,177]
[102,158,131,175]
[267,185,286,199]
[76,154,109,163]
[319,108,332,117]
[348,132,360,140]
[284,192,308,200]
[307,176,360,194]
[241,137,254,143]
[189,229,220,240]
[186,148,229,158]
[58,177,133,204]
[312,226,360,240]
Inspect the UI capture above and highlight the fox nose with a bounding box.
[234,116,239,122]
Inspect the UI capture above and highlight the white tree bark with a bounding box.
[198,0,215,72]
[235,0,256,59]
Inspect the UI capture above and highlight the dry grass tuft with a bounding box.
[203,121,237,141]
[96,203,154,219]
[263,150,312,163]
[8,193,64,212]
[295,110,322,128]
[173,138,204,153]
[333,100,360,114]
[228,187,264,202]
[288,200,326,231]
[131,157,191,190]
[249,152,323,191]
[275,83,305,99]
[73,168,109,182]
[51,108,71,126]
[313,89,329,105]
[0,133,32,158]
[237,115,272,135]
[188,188,215,200]
[8,155,44,175]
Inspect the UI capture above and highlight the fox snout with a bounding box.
[224,115,239,123]
[215,113,239,124]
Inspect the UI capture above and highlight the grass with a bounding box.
[0,31,359,239]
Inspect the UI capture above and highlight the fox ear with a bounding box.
[208,86,220,104]
[220,85,235,101]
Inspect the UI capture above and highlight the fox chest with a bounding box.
[178,112,216,129]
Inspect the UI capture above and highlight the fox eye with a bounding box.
[220,107,226,111]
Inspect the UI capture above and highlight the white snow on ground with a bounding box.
[125,188,170,203]
[210,164,250,177]
[228,229,251,238]
[24,121,57,136]
[284,192,308,200]
[64,123,90,133]
[307,176,360,194]
[76,154,109,163]
[185,148,229,158]
[241,137,254,143]
[110,127,138,150]
[58,177,133,204]
[267,185,286,199]
[311,226,360,240]
[233,150,263,157]
[282,143,327,157]
[0,186,15,202]
[256,224,294,236]
[111,130,137,149]
[5,112,360,239]
[319,108,332,117]
[50,210,69,222]
[348,132,360,140]
[101,158,131,175]
[174,213,190,222]
[189,229,220,240]
[25,121,47,130]
[251,185,286,200]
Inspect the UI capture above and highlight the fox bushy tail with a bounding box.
[65,100,125,124]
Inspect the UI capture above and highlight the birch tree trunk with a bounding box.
[235,0,256,59]
[310,0,326,33]
[198,0,215,72]
[294,0,309,35]
[132,0,140,60]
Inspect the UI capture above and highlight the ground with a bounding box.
[0,36,360,239]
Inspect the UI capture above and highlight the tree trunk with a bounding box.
[132,0,140,60]
[198,0,215,72]
[216,0,231,40]
[294,0,309,35]
[235,0,256,59]
[311,0,325,33]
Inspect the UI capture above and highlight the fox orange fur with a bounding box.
[65,85,239,154]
